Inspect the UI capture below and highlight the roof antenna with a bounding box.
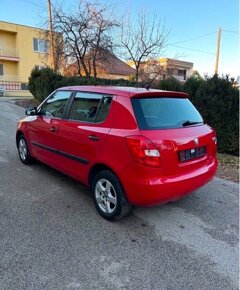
[145,77,156,90]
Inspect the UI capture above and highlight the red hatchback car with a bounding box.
[16,86,218,220]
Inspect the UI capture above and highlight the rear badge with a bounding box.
[194,137,199,146]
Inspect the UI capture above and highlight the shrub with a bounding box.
[155,74,239,155]
[28,67,63,103]
[183,74,204,96]
[58,76,136,87]
[156,77,184,91]
[190,75,239,155]
[29,68,136,103]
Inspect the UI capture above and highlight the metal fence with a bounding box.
[0,81,28,91]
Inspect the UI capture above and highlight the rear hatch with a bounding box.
[131,95,217,176]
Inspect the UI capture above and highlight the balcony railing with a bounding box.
[0,47,19,60]
[0,75,20,82]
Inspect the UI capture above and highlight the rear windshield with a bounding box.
[132,97,203,130]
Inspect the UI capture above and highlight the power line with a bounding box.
[222,29,239,34]
[19,0,43,9]
[168,28,238,58]
[169,31,217,45]
[168,44,215,55]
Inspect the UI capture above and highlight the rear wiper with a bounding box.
[182,120,203,127]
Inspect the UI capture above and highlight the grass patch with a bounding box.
[217,153,239,169]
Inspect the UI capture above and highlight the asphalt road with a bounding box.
[0,98,239,290]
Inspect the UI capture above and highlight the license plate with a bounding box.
[179,146,206,162]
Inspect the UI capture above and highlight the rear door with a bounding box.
[132,96,217,176]
[56,92,113,183]
[27,90,73,167]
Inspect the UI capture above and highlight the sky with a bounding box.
[0,0,239,78]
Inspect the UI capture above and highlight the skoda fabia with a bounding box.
[16,86,218,220]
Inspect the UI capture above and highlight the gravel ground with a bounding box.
[217,153,239,184]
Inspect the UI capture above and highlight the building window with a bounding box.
[0,64,3,76]
[35,65,47,70]
[33,38,49,53]
[178,69,186,80]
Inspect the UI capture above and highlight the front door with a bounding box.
[27,90,73,168]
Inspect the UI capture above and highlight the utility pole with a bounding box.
[47,0,55,71]
[214,27,221,75]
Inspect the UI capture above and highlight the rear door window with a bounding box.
[132,97,203,129]
[68,92,112,123]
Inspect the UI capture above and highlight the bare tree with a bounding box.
[120,11,168,83]
[52,1,118,79]
[89,8,118,79]
[138,59,165,84]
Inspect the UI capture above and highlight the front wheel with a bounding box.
[92,170,132,221]
[17,134,34,165]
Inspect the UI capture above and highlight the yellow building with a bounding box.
[0,21,53,97]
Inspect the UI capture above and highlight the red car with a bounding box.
[16,86,218,220]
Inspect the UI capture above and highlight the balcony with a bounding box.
[0,47,19,61]
[0,75,21,92]
[0,74,20,82]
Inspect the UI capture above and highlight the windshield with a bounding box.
[132,97,203,130]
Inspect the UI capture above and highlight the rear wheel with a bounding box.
[92,170,132,220]
[17,134,34,164]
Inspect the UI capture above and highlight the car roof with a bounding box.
[58,86,189,98]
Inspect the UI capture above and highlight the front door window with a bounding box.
[40,90,72,118]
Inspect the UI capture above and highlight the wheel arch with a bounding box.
[89,163,132,220]
[16,130,24,146]
[88,163,120,187]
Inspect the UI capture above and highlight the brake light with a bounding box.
[125,136,161,167]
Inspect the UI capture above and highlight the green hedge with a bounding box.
[188,76,239,155]
[156,75,239,155]
[28,67,63,103]
[28,67,136,103]
[28,68,239,155]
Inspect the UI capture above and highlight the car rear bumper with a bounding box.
[120,157,218,206]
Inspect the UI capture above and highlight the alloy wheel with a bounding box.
[95,178,117,214]
[19,138,27,161]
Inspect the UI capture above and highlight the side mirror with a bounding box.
[25,106,38,116]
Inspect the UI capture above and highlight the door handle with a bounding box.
[50,126,56,132]
[88,135,100,141]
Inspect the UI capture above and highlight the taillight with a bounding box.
[125,136,161,167]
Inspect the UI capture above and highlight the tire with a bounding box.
[92,170,132,221]
[17,134,34,165]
